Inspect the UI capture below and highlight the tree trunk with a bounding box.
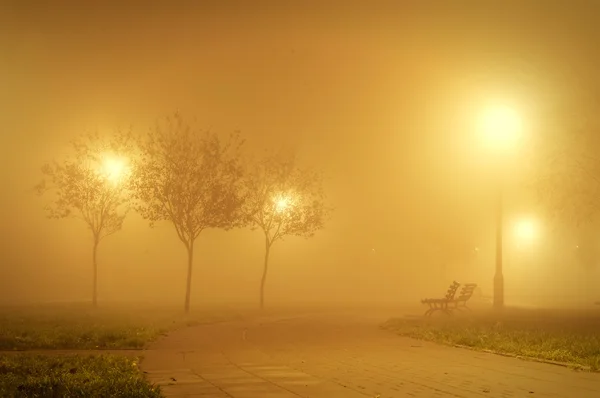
[184,242,194,314]
[260,239,271,310]
[92,236,99,308]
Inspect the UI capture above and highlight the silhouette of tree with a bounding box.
[532,101,600,227]
[129,113,245,313]
[243,150,332,309]
[35,131,133,308]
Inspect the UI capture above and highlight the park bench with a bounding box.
[421,281,461,316]
[475,286,493,303]
[421,281,478,316]
[449,283,478,312]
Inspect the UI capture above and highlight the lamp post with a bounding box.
[480,104,522,310]
[494,185,504,309]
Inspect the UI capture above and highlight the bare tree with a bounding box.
[531,101,600,227]
[244,151,332,309]
[35,131,132,308]
[527,100,600,281]
[129,113,245,313]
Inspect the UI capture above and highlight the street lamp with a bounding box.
[273,193,295,214]
[514,217,538,245]
[479,104,523,310]
[479,105,522,151]
[275,196,290,213]
[99,154,130,186]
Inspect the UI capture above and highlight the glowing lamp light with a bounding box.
[514,218,538,243]
[99,155,129,185]
[479,105,523,151]
[274,196,290,213]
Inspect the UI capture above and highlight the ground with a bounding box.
[141,308,600,397]
[0,353,161,397]
[0,303,238,350]
[382,306,600,371]
[5,304,600,397]
[0,303,240,397]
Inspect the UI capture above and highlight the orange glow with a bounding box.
[479,105,523,151]
[99,154,129,185]
[274,194,292,213]
[514,217,538,243]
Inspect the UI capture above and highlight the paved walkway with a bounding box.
[140,309,600,397]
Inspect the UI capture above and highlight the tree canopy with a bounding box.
[35,130,133,306]
[243,150,332,308]
[128,113,246,312]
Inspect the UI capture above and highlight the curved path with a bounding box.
[141,309,600,397]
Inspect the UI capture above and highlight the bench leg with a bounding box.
[425,306,442,317]
[426,307,452,317]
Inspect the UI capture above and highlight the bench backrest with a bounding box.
[445,281,461,300]
[456,283,478,301]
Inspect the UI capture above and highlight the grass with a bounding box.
[0,302,241,350]
[381,307,600,371]
[0,353,162,397]
[0,302,244,397]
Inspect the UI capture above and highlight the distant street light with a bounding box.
[480,105,523,151]
[99,154,129,185]
[273,193,294,213]
[514,217,538,244]
[479,104,523,310]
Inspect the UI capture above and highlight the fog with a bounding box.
[1,2,600,310]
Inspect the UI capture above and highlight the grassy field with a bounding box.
[382,307,600,371]
[0,302,244,397]
[0,302,241,350]
[0,353,162,397]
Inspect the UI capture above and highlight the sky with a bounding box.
[1,1,600,308]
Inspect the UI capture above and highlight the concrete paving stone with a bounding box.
[141,310,600,398]
[159,384,229,397]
